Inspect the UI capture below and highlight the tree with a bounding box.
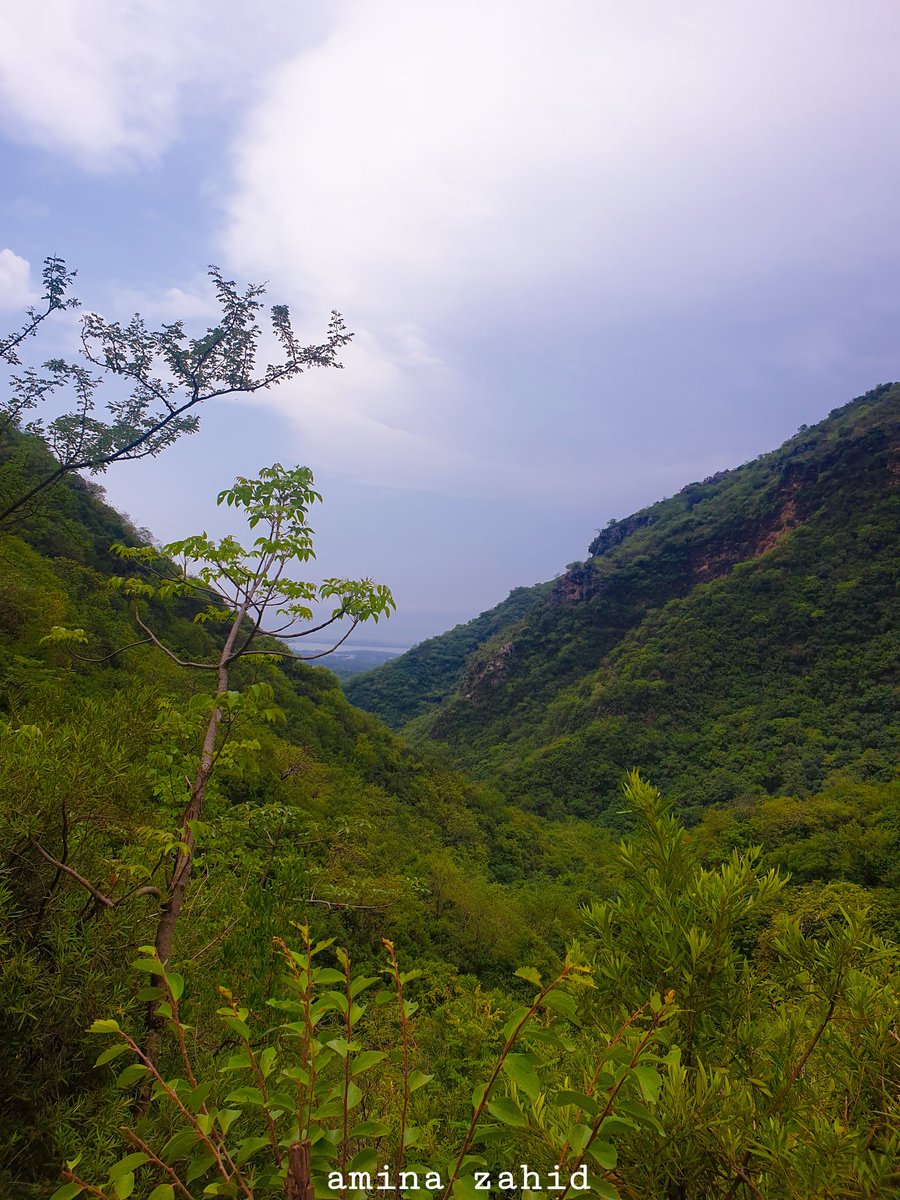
[0,258,352,521]
[0,255,78,371]
[43,463,395,974]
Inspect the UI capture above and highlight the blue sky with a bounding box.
[2,0,898,646]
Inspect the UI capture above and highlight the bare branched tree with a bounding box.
[1,260,352,521]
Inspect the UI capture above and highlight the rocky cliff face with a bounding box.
[588,513,657,558]
[458,640,514,701]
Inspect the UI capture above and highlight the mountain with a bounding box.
[345,384,899,817]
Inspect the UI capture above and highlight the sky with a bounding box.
[2,1,898,647]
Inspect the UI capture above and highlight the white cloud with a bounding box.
[219,0,900,491]
[0,1,323,168]
[0,249,35,311]
[106,280,220,323]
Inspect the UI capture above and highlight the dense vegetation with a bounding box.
[0,441,609,1194]
[0,380,897,1199]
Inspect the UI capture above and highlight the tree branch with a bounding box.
[30,839,115,908]
[133,611,218,670]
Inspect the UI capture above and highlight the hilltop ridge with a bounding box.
[345,384,899,815]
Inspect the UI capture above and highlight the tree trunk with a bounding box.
[142,604,248,1068]
[285,1140,315,1200]
[153,707,222,965]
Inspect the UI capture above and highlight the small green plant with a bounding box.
[54,932,674,1200]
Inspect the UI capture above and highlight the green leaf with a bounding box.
[502,1005,530,1042]
[347,1147,379,1174]
[233,1136,270,1164]
[312,1099,344,1121]
[115,1064,150,1088]
[148,1185,175,1200]
[616,1099,664,1135]
[408,1069,434,1093]
[221,1050,252,1072]
[315,968,348,988]
[319,990,348,1015]
[113,1172,135,1199]
[598,1115,637,1137]
[166,972,185,1001]
[349,974,379,998]
[502,1054,540,1101]
[469,1127,508,1146]
[486,1097,528,1128]
[185,1153,217,1184]
[94,1043,130,1067]
[49,1186,83,1200]
[565,1123,592,1153]
[587,1141,618,1170]
[188,1080,213,1111]
[88,1019,121,1034]
[552,1089,599,1116]
[225,1085,264,1106]
[633,1065,661,1103]
[219,1014,251,1041]
[217,1109,241,1133]
[130,958,166,975]
[514,966,543,987]
[109,1154,149,1180]
[452,1177,482,1200]
[350,1050,387,1075]
[135,986,164,1003]
[541,989,580,1022]
[266,999,305,1013]
[259,1046,278,1078]
[161,1128,201,1164]
[350,1120,390,1138]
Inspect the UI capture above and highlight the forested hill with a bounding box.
[0,435,613,1182]
[346,383,899,816]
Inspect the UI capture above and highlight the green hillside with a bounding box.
[346,384,899,816]
[0,439,608,1189]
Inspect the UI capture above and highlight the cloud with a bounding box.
[0,1,323,168]
[0,249,34,311]
[105,280,221,324]
[220,0,900,493]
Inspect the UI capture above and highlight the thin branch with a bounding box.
[30,840,160,910]
[122,1128,194,1200]
[295,620,359,660]
[30,839,115,909]
[261,612,345,639]
[70,638,154,664]
[133,611,218,670]
[305,897,389,912]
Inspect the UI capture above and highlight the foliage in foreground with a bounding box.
[51,777,900,1200]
